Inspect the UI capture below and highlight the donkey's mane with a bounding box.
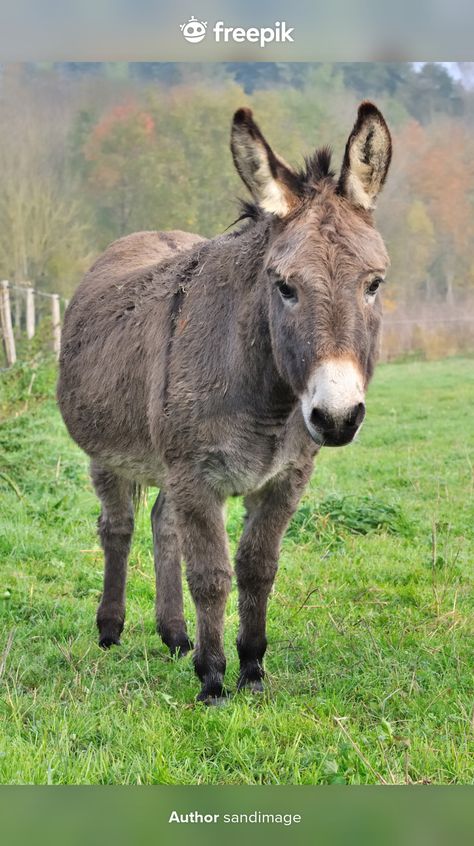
[231,199,264,230]
[299,146,335,189]
[233,146,335,230]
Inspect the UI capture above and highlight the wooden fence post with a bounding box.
[14,289,22,329]
[51,294,61,359]
[0,281,16,366]
[26,287,35,340]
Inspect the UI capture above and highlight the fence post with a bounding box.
[26,287,35,340]
[51,294,61,359]
[14,289,22,329]
[0,281,16,366]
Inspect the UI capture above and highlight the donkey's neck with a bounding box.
[218,221,297,424]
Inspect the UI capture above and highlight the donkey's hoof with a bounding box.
[237,660,265,693]
[99,634,121,649]
[205,695,230,708]
[197,690,230,707]
[237,675,264,694]
[196,680,228,705]
[160,628,194,658]
[237,674,265,693]
[168,634,194,658]
[98,619,123,649]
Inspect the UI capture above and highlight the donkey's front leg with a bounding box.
[235,461,313,692]
[171,486,232,703]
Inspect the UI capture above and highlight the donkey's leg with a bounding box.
[151,490,193,657]
[91,462,134,648]
[235,461,313,691]
[170,483,232,702]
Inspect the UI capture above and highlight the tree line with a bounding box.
[0,62,472,309]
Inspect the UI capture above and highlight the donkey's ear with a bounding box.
[231,108,300,217]
[338,102,392,211]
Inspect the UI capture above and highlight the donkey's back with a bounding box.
[86,230,205,281]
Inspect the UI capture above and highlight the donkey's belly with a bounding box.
[89,449,166,487]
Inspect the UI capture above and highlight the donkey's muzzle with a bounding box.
[309,402,365,447]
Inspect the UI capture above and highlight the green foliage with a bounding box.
[0,353,57,420]
[0,357,473,784]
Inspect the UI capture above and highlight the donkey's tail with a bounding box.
[132,482,149,513]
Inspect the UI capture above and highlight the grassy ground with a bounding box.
[0,355,473,784]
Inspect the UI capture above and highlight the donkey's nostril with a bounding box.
[346,402,366,429]
[310,406,333,432]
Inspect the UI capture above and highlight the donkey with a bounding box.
[58,102,392,703]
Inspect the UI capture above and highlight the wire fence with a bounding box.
[0,281,69,368]
[381,313,474,361]
[1,280,474,368]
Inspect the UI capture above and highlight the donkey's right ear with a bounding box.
[231,108,300,217]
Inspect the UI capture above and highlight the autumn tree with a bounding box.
[410,123,474,303]
[82,100,157,238]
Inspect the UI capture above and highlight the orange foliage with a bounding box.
[84,101,155,191]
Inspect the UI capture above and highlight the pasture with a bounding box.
[0,355,473,784]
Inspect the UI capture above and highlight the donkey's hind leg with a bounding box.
[151,491,193,657]
[91,461,134,648]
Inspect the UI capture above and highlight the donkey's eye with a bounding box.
[277,281,298,304]
[366,277,383,297]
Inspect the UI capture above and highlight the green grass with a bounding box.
[0,354,473,784]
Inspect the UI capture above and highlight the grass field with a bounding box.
[0,355,473,784]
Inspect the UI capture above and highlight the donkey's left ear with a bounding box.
[338,102,392,211]
[231,107,300,217]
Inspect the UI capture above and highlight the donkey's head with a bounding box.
[231,103,392,447]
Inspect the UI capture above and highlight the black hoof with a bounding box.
[237,677,264,694]
[237,658,264,693]
[196,688,229,706]
[99,634,121,649]
[196,674,227,704]
[97,617,123,649]
[160,628,194,658]
[201,695,230,707]
[169,634,194,658]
